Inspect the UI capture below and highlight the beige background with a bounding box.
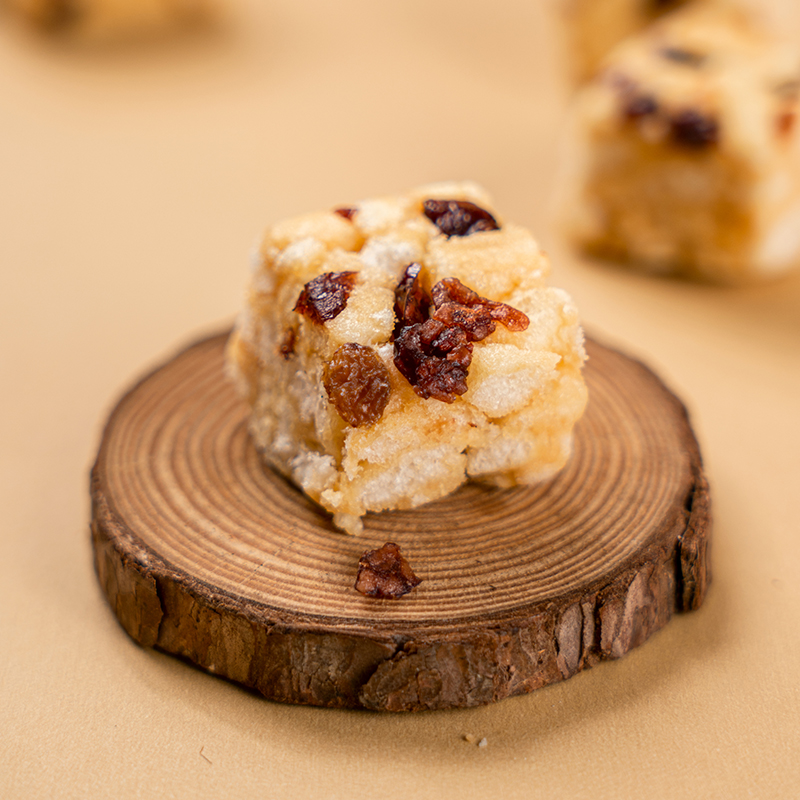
[2,1,799,798]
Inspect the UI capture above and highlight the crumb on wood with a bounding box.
[354,542,421,599]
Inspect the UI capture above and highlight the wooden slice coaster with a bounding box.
[90,332,711,712]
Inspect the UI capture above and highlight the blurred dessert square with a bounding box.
[560,2,800,282]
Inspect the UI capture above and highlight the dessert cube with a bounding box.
[561,3,800,282]
[227,183,587,534]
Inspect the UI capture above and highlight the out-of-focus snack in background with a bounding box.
[555,0,799,84]
[3,0,214,41]
[558,2,800,283]
[557,0,695,84]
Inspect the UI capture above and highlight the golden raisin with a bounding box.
[623,93,659,119]
[777,111,796,137]
[432,277,530,334]
[323,343,391,427]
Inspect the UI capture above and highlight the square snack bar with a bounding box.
[227,183,587,535]
[560,3,800,283]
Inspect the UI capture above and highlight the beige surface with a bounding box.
[1,1,799,798]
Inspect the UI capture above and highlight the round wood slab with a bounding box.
[90,332,711,712]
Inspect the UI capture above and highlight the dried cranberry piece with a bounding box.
[423,199,500,237]
[394,263,430,332]
[334,207,357,220]
[430,276,482,308]
[294,271,358,324]
[392,275,529,403]
[432,277,530,334]
[671,110,719,148]
[432,302,497,342]
[393,321,473,403]
[354,543,421,599]
[323,343,391,428]
[777,111,797,137]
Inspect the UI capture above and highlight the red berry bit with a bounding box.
[431,277,529,334]
[392,270,529,403]
[354,543,421,599]
[322,343,391,428]
[294,271,358,324]
[670,110,719,148]
[777,111,797,137]
[610,72,657,121]
[334,207,357,220]
[394,320,473,403]
[423,199,500,237]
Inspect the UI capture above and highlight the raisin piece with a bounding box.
[432,277,530,334]
[354,543,421,599]
[671,110,719,148]
[432,302,496,342]
[294,271,358,325]
[279,327,296,360]
[394,320,473,403]
[624,93,659,119]
[392,275,529,403]
[659,47,706,67]
[423,199,500,237]
[334,207,357,220]
[323,343,391,428]
[394,263,429,332]
[777,111,797,137]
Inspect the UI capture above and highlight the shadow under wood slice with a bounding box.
[89,332,712,711]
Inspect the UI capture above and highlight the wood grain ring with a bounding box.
[90,332,711,711]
